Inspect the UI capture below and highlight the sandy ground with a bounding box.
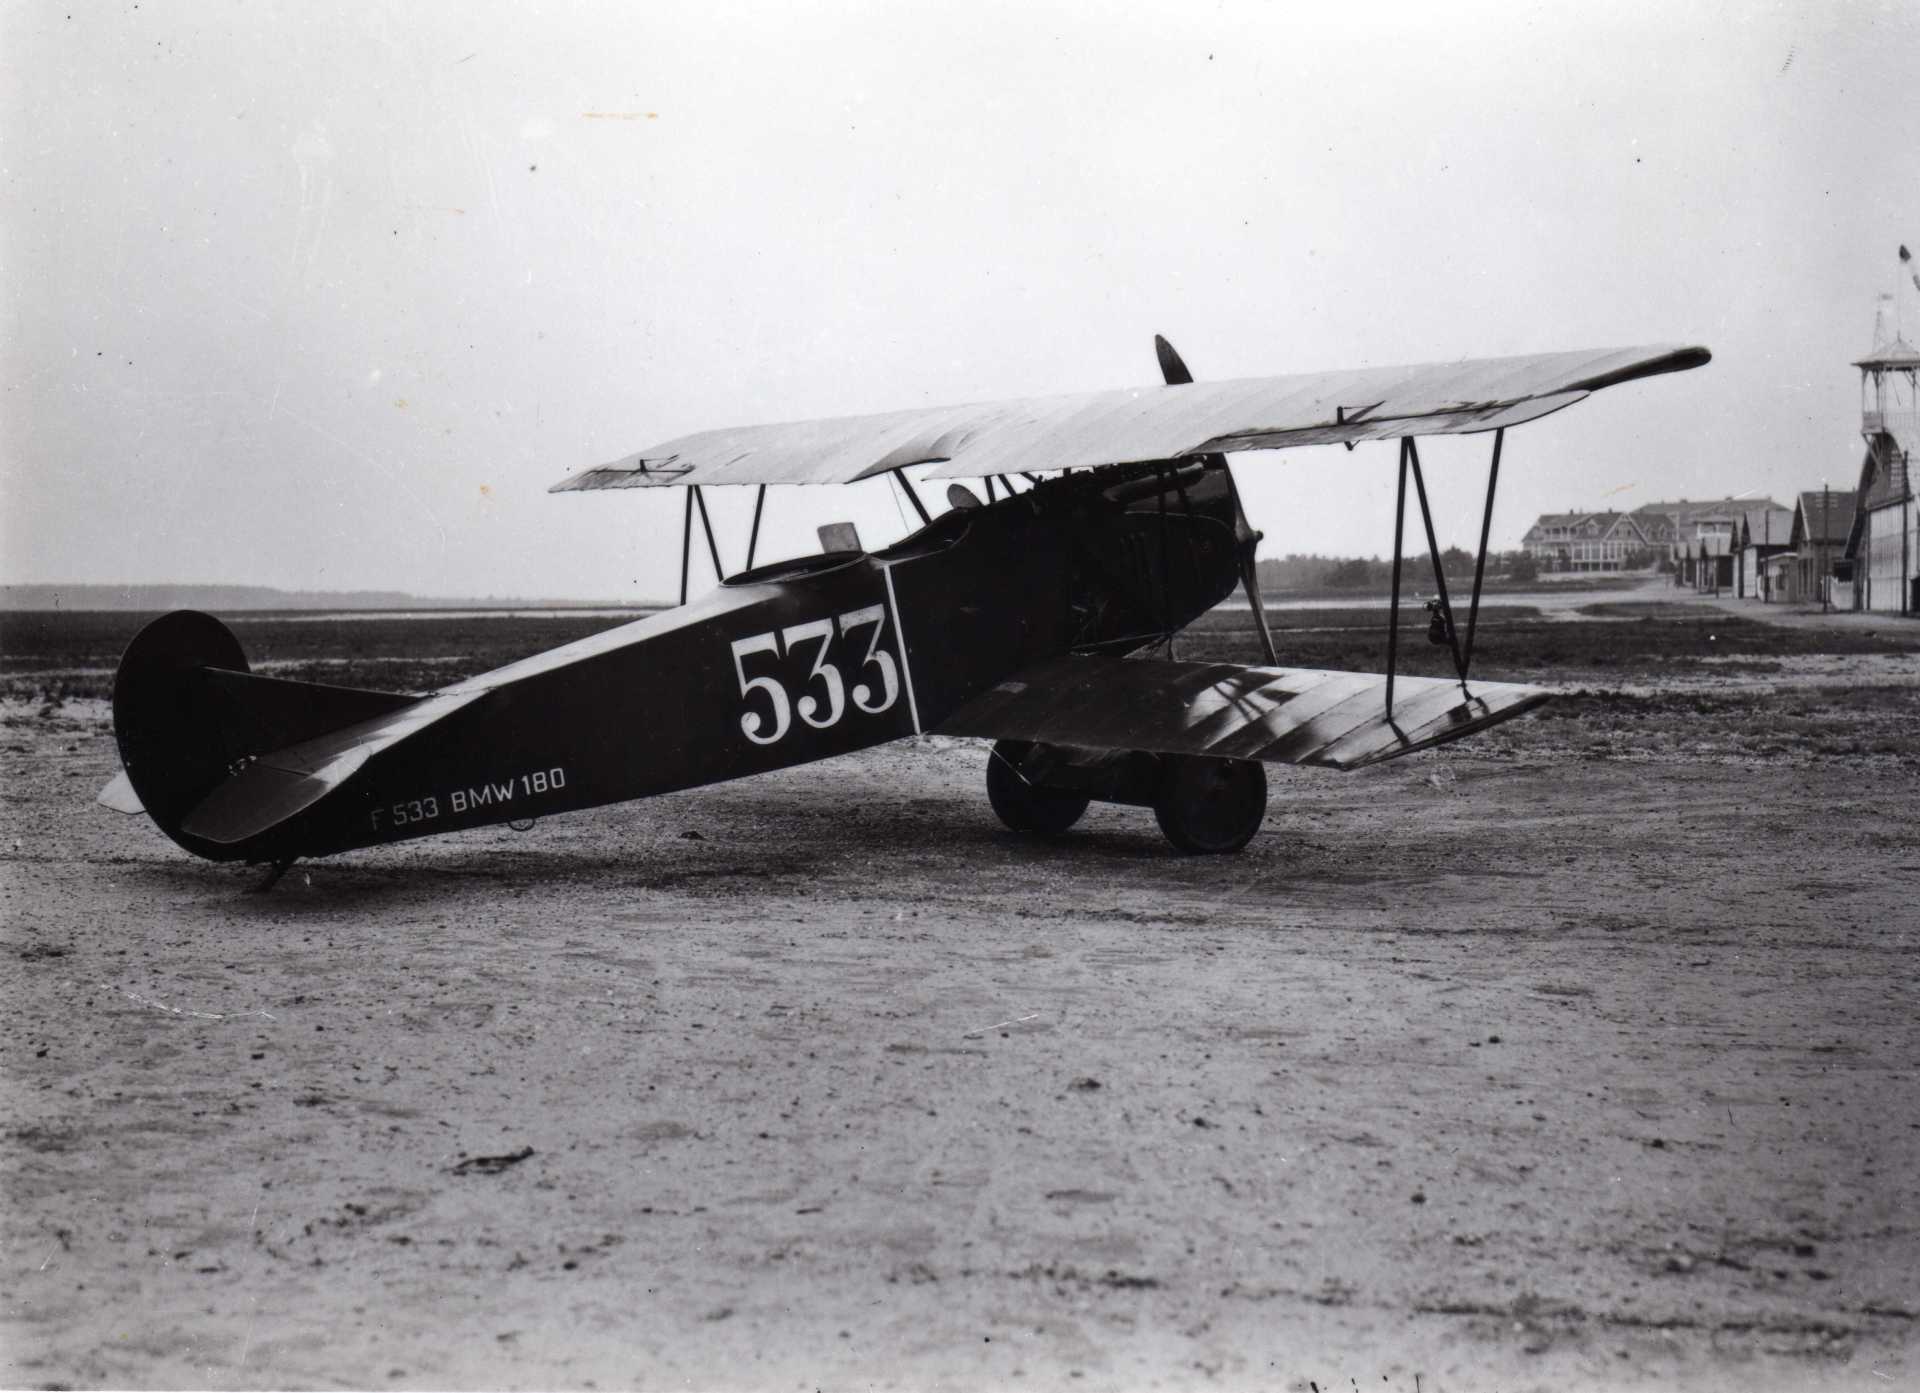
[3,675,1918,1391]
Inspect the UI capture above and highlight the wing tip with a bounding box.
[1332,686,1554,770]
[1568,344,1712,393]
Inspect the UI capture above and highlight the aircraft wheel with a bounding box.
[1154,755,1267,854]
[986,740,1090,836]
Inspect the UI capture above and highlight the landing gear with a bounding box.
[985,741,1266,853]
[1153,756,1267,854]
[986,740,1090,836]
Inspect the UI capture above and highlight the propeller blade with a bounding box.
[1156,334,1274,659]
[1239,551,1280,666]
[1154,334,1195,386]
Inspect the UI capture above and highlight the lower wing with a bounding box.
[936,656,1547,771]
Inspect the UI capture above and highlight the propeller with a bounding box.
[1154,335,1279,665]
[1154,333,1195,387]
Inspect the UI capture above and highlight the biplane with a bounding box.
[99,336,1708,881]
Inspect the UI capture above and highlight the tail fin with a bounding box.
[107,611,417,858]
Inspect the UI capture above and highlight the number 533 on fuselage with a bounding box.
[98,336,1708,878]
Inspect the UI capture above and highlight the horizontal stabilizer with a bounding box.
[937,656,1549,771]
[180,690,484,846]
[182,762,340,845]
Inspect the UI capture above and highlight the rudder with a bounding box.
[109,610,417,859]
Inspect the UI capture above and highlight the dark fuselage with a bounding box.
[229,461,1243,861]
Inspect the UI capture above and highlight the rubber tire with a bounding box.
[1153,755,1267,854]
[986,740,1091,836]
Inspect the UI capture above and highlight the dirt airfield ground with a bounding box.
[3,592,1919,1391]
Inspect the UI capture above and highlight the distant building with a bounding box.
[1762,549,1798,602]
[1843,316,1918,614]
[1735,506,1794,599]
[1634,498,1784,588]
[1779,490,1855,605]
[1695,532,1735,593]
[1520,510,1654,573]
[1632,509,1679,553]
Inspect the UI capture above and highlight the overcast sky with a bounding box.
[5,0,1917,601]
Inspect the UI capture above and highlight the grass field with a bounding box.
[8,602,1919,701]
[0,610,653,703]
[1181,601,1920,677]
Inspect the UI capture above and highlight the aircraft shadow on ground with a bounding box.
[105,802,1230,915]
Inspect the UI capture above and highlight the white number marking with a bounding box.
[727,605,901,745]
[731,632,791,745]
[838,604,899,715]
[387,795,440,828]
[782,618,846,729]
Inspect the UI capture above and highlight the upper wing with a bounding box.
[552,344,1708,491]
[935,655,1549,771]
